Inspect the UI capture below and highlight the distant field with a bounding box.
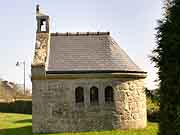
[0,113,158,135]
[0,96,32,103]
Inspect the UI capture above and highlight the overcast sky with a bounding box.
[0,0,164,89]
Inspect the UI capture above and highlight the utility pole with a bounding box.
[16,61,26,95]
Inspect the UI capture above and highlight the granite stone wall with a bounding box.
[32,78,146,133]
[33,33,49,65]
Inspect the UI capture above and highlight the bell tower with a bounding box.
[33,5,50,65]
[36,4,50,33]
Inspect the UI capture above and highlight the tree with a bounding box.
[151,0,180,134]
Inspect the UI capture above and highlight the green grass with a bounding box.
[0,113,158,135]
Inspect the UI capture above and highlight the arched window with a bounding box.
[105,86,114,103]
[90,86,99,104]
[75,87,84,103]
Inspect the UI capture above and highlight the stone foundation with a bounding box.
[32,78,146,133]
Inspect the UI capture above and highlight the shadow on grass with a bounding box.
[14,119,32,123]
[0,126,32,135]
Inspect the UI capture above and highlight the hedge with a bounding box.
[0,100,32,114]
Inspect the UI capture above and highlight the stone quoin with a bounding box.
[31,5,147,133]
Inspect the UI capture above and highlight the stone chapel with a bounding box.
[31,5,147,133]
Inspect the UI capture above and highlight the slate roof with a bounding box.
[47,32,145,73]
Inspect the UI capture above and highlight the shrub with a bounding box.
[147,97,160,122]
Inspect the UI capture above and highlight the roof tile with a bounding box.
[47,33,143,72]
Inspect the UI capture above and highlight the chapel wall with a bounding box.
[32,78,146,133]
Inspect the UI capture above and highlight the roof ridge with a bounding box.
[51,32,110,36]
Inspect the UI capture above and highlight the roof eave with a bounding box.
[46,70,147,74]
[45,70,147,79]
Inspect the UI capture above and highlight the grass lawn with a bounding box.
[0,113,158,135]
